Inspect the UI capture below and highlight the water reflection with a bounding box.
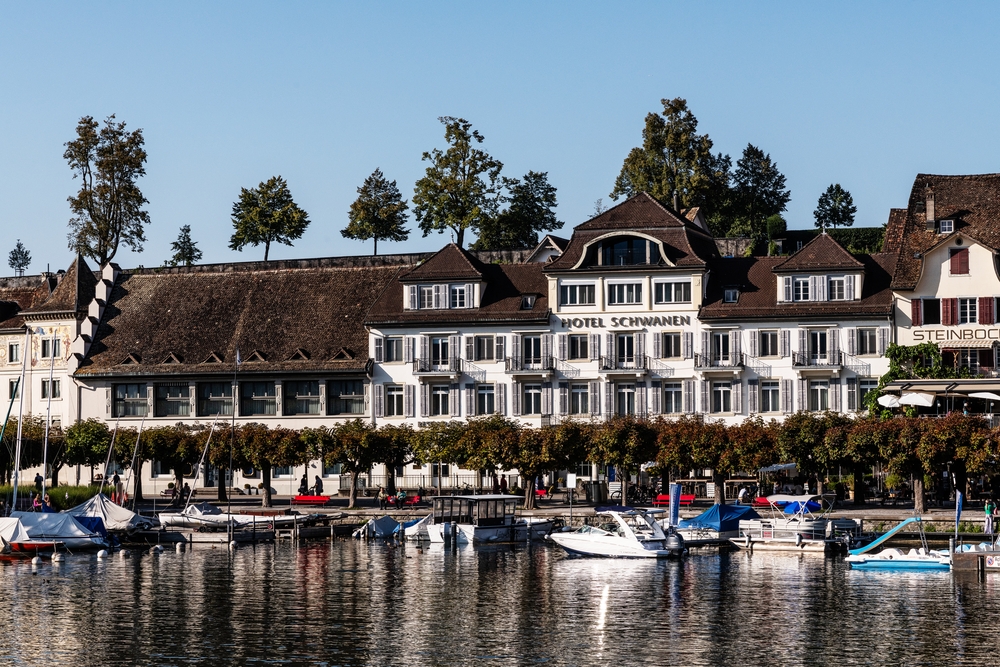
[2,543,1000,665]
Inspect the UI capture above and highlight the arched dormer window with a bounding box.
[602,236,656,266]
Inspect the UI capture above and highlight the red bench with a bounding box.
[291,495,330,506]
[752,497,773,508]
[388,494,422,507]
[652,494,695,507]
[535,489,548,498]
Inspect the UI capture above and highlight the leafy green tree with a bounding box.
[610,98,731,227]
[411,421,465,495]
[320,420,389,509]
[413,117,503,248]
[727,144,791,243]
[371,423,415,494]
[472,171,562,250]
[589,416,658,505]
[814,183,857,230]
[8,240,30,276]
[229,176,310,261]
[64,115,150,266]
[64,418,113,482]
[341,168,410,255]
[167,225,203,267]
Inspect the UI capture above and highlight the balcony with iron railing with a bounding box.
[599,354,648,373]
[792,350,843,368]
[505,355,555,374]
[413,357,462,375]
[693,352,745,370]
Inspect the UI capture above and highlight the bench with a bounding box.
[651,494,695,507]
[535,489,548,499]
[291,495,330,506]
[388,494,423,507]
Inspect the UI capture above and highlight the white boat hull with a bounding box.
[548,531,679,558]
[846,548,951,570]
[426,518,556,544]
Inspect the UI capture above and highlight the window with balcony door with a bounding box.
[712,382,731,413]
[857,328,878,356]
[663,382,682,414]
[384,337,404,362]
[616,334,635,366]
[568,334,589,360]
[712,332,730,362]
[616,383,635,415]
[431,337,449,368]
[601,237,657,266]
[809,380,829,411]
[759,331,778,357]
[474,336,494,361]
[809,330,828,362]
[662,332,682,358]
[522,336,542,365]
[760,381,780,413]
[570,384,589,414]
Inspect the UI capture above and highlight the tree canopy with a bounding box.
[341,168,410,255]
[413,117,503,248]
[64,114,150,266]
[726,144,791,243]
[8,240,30,276]
[471,171,562,250]
[610,98,732,228]
[814,183,857,229]
[166,225,202,267]
[229,176,310,261]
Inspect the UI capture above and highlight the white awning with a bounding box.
[940,339,997,349]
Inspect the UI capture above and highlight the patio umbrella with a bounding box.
[969,392,1000,401]
[899,392,936,407]
[877,394,901,408]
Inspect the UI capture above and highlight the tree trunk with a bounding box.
[348,469,360,509]
[133,460,144,503]
[525,477,535,510]
[51,462,61,488]
[262,465,272,508]
[217,465,228,502]
[852,464,867,506]
[386,461,397,495]
[455,227,464,248]
[373,236,378,256]
[620,467,628,506]
[913,474,926,514]
[264,240,271,262]
[713,471,726,505]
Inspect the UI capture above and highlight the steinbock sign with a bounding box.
[912,327,1000,342]
[559,315,692,329]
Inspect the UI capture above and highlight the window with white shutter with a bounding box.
[780,330,790,358]
[374,384,384,418]
[636,382,647,417]
[497,383,507,415]
[732,381,742,415]
[589,380,601,415]
[798,379,808,411]
[683,380,694,414]
[542,382,553,415]
[419,384,430,417]
[845,328,857,355]
[828,328,839,361]
[846,378,857,411]
[404,337,414,364]
[652,332,662,359]
[512,381,522,416]
[830,378,841,412]
[748,330,758,357]
[782,379,792,414]
[877,327,889,355]
[845,274,856,300]
[605,382,614,416]
[407,285,418,310]
[557,334,567,360]
[465,336,474,360]
[558,382,568,414]
[495,335,506,362]
[650,381,661,415]
[683,332,693,359]
[748,379,759,414]
[450,384,460,417]
[374,337,384,363]
[589,333,601,360]
[404,384,415,417]
[465,383,475,415]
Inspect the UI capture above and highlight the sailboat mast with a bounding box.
[185,419,219,512]
[40,327,55,500]
[11,327,29,512]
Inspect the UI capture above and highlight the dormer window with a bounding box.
[419,286,435,309]
[407,283,475,310]
[723,288,739,303]
[521,295,537,310]
[828,277,846,300]
[793,277,810,301]
[450,285,467,309]
[939,219,954,234]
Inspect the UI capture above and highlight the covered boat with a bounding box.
[0,516,58,554]
[425,495,557,544]
[547,506,685,558]
[10,512,109,550]
[672,504,760,545]
[352,515,400,539]
[159,502,325,530]
[64,493,157,532]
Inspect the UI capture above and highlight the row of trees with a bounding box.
[5,412,996,514]
[610,97,857,245]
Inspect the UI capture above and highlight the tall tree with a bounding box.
[229,176,310,261]
[166,225,202,266]
[413,117,503,248]
[341,168,410,255]
[727,144,791,243]
[610,98,731,226]
[8,239,30,276]
[64,115,150,266]
[472,171,562,250]
[814,183,857,230]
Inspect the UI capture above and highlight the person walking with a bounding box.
[314,476,324,495]
[986,498,995,535]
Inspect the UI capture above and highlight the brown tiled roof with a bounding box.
[400,244,484,282]
[892,173,1000,290]
[22,255,97,318]
[576,192,692,231]
[366,262,549,326]
[77,263,406,377]
[772,233,864,273]
[0,276,55,331]
[881,208,907,254]
[700,253,896,321]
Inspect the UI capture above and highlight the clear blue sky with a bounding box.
[2,2,999,273]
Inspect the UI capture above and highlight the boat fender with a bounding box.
[51,553,65,563]
[119,550,132,559]
[745,533,751,549]
[31,556,42,566]
[152,545,164,554]
[229,540,237,550]
[175,543,185,553]
[97,550,109,559]
[796,534,802,547]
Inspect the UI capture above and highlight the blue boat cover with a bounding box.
[678,504,760,532]
[782,501,821,514]
[73,515,108,538]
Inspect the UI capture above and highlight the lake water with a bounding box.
[1,540,997,666]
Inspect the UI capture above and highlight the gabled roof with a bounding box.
[700,252,896,321]
[524,234,569,263]
[881,208,908,254]
[77,261,409,377]
[367,261,549,326]
[771,233,864,273]
[21,255,97,319]
[0,276,53,331]
[576,192,693,231]
[400,244,485,282]
[891,173,1000,290]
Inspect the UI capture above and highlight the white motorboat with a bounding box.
[10,512,109,551]
[547,506,685,558]
[844,517,951,570]
[731,494,861,553]
[424,495,557,544]
[158,502,324,530]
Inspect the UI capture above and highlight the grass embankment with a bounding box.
[0,484,103,511]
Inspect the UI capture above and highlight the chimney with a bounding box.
[672,190,679,211]
[924,185,936,231]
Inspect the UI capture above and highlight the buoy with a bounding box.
[229,540,237,550]
[119,549,132,559]
[31,556,42,565]
[51,553,65,563]
[97,550,109,559]
[152,545,164,554]
[175,543,185,552]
